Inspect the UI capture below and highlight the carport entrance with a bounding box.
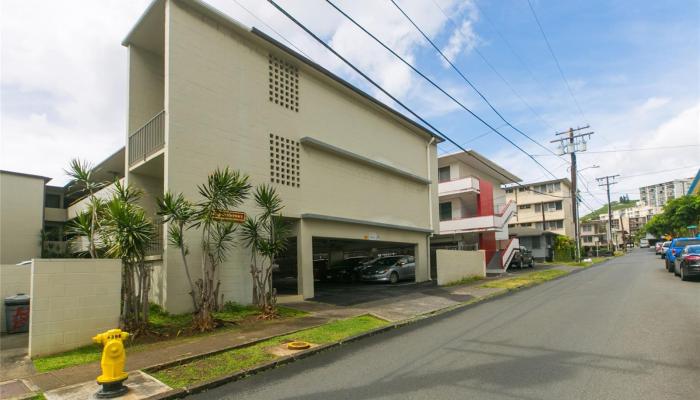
[273,237,421,301]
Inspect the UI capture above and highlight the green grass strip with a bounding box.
[481,269,568,289]
[152,315,388,389]
[32,305,308,373]
[444,275,484,287]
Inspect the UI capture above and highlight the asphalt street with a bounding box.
[193,249,700,400]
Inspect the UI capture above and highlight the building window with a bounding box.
[268,54,299,112]
[438,166,450,183]
[45,193,61,208]
[532,238,541,249]
[505,188,514,193]
[518,204,531,210]
[439,202,452,221]
[521,223,532,227]
[269,134,300,187]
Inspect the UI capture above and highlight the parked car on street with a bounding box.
[639,239,649,248]
[360,255,415,284]
[324,256,371,282]
[665,237,700,273]
[660,241,672,259]
[655,242,664,255]
[674,245,700,281]
[509,246,534,269]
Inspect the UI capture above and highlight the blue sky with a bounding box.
[1,0,698,213]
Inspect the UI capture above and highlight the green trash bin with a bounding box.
[4,294,30,334]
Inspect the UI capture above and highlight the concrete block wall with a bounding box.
[1,264,31,333]
[29,259,122,358]
[435,249,485,286]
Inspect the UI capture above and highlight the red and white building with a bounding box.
[431,151,521,274]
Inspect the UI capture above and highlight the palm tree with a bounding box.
[64,158,106,257]
[159,167,251,331]
[240,184,290,317]
[102,180,153,333]
[157,193,199,311]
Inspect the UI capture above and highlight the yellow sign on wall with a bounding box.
[212,210,246,223]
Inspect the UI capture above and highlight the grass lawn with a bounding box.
[152,315,388,388]
[32,304,308,373]
[543,257,610,268]
[481,269,569,290]
[444,275,484,287]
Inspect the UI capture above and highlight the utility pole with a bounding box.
[541,201,546,230]
[596,174,620,253]
[551,126,593,262]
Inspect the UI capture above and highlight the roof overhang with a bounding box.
[439,150,521,184]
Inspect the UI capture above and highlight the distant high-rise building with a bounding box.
[639,179,693,207]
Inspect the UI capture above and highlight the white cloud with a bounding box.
[1,0,474,185]
[636,96,671,114]
[441,19,479,65]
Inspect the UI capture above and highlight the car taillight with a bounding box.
[687,255,700,261]
[672,249,676,255]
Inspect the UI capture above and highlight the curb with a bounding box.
[145,257,616,399]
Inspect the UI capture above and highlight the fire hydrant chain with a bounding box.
[92,328,130,398]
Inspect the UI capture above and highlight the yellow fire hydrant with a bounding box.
[92,329,129,398]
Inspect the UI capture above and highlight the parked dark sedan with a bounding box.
[673,245,700,281]
[509,246,534,269]
[325,256,372,282]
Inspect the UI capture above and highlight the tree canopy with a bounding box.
[643,195,700,237]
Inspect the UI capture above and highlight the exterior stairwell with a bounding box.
[486,238,520,275]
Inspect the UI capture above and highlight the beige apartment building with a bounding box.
[505,178,574,238]
[0,171,51,265]
[120,0,441,313]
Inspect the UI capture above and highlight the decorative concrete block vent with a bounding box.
[269,134,300,187]
[268,53,299,112]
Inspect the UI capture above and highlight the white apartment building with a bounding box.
[431,151,521,273]
[639,179,693,207]
[505,179,574,238]
[118,0,440,312]
[598,203,661,246]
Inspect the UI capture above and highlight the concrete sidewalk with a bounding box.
[3,262,583,397]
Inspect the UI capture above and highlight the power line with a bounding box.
[385,0,567,168]
[429,0,558,132]
[468,0,558,106]
[266,0,572,200]
[526,0,587,122]
[531,144,700,156]
[231,0,310,58]
[437,124,507,155]
[620,164,700,179]
[324,0,558,179]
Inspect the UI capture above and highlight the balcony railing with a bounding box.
[438,176,480,196]
[145,216,164,257]
[129,110,165,166]
[439,201,516,234]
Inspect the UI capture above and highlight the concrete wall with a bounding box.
[0,264,31,333]
[141,0,437,313]
[29,259,121,358]
[435,249,485,286]
[0,172,45,264]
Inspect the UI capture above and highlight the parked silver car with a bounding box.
[360,255,415,284]
[660,241,672,259]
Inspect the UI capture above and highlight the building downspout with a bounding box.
[426,137,435,280]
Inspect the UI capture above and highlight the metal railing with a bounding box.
[129,110,165,166]
[145,216,164,257]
